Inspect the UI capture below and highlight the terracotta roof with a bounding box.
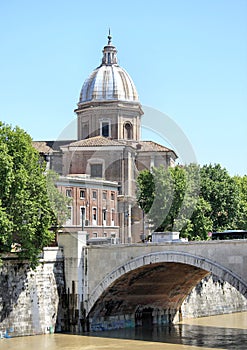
[66,136,125,148]
[32,141,53,154]
[32,140,76,153]
[137,141,172,152]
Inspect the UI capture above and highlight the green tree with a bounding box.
[200,164,239,231]
[148,165,174,231]
[136,163,244,240]
[46,170,71,230]
[168,164,200,232]
[136,169,154,214]
[136,164,200,233]
[182,197,213,240]
[0,123,56,267]
[233,175,247,230]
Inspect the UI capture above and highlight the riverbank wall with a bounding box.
[181,274,247,319]
[0,248,67,337]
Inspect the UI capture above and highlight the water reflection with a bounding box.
[1,312,247,350]
[90,323,247,349]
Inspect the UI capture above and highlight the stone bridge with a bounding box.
[59,233,247,331]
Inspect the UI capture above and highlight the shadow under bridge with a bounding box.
[87,260,209,329]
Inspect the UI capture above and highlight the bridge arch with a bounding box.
[86,250,247,319]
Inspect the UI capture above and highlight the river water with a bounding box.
[1,312,247,350]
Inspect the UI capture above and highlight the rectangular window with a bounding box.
[80,189,85,199]
[91,164,102,178]
[82,123,89,139]
[66,189,72,197]
[102,192,107,200]
[93,232,98,238]
[111,192,115,201]
[80,206,86,228]
[102,122,109,137]
[92,207,97,225]
[111,209,115,226]
[92,191,97,199]
[103,208,107,226]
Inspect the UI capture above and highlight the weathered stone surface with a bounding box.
[85,243,247,318]
[0,251,66,337]
[83,243,247,331]
[181,274,247,318]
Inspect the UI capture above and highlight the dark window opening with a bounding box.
[80,189,85,198]
[92,191,97,199]
[66,189,72,197]
[93,208,97,221]
[102,122,109,137]
[91,164,103,178]
[103,209,107,221]
[124,122,133,140]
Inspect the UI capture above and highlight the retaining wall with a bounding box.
[182,274,247,319]
[0,248,67,337]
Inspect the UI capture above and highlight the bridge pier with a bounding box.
[134,307,180,328]
[58,231,87,333]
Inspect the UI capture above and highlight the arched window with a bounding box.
[124,122,133,140]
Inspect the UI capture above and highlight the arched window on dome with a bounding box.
[124,122,133,140]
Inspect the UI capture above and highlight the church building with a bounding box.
[34,33,177,243]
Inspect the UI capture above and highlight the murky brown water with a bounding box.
[1,312,247,350]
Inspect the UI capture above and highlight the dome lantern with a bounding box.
[78,32,139,104]
[101,29,118,65]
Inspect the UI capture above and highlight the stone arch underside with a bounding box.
[86,251,247,323]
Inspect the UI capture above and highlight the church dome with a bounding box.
[78,33,139,104]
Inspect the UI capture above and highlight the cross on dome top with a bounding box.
[107,28,112,45]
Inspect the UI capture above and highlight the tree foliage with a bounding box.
[199,164,239,231]
[0,123,65,268]
[183,197,213,240]
[46,170,71,229]
[136,169,154,214]
[232,175,247,230]
[136,163,246,240]
[137,164,200,233]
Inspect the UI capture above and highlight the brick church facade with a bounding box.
[34,33,177,243]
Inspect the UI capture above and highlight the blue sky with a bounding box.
[0,0,246,175]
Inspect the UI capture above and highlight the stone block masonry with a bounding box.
[0,248,67,337]
[181,274,247,319]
